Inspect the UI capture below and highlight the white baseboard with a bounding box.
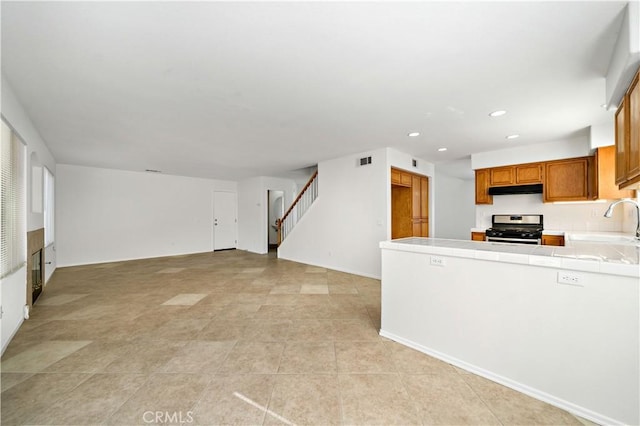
[379,329,622,426]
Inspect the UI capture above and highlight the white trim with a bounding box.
[379,329,623,426]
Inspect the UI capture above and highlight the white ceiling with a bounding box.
[0,1,628,181]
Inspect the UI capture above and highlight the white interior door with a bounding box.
[213,191,237,250]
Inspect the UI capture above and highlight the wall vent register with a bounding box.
[359,156,372,166]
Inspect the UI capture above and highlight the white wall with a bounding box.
[1,76,57,354]
[471,137,590,170]
[475,193,625,232]
[237,176,297,254]
[433,171,476,240]
[278,147,435,279]
[56,164,236,266]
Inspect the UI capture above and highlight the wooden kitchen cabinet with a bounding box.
[541,235,565,246]
[615,68,640,188]
[391,168,412,187]
[515,163,543,184]
[391,168,429,238]
[411,175,429,237]
[471,232,486,242]
[594,145,635,199]
[489,166,515,186]
[475,169,493,205]
[615,95,629,185]
[543,157,590,202]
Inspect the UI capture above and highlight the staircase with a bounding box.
[277,170,318,246]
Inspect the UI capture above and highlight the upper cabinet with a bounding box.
[475,150,635,204]
[515,163,543,184]
[475,169,492,205]
[487,163,543,187]
[543,157,590,202]
[489,166,515,186]
[616,68,640,189]
[595,145,635,200]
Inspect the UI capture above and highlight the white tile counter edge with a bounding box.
[381,237,639,278]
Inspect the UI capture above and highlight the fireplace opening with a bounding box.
[32,249,43,303]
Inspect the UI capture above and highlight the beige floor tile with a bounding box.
[385,340,458,374]
[156,267,186,273]
[162,340,236,373]
[101,340,186,373]
[269,284,302,294]
[1,340,92,372]
[218,341,285,373]
[0,373,91,425]
[339,373,421,425]
[0,372,33,392]
[145,318,210,340]
[161,293,208,306]
[27,373,148,425]
[266,374,341,425]
[462,374,582,425]
[332,319,380,340]
[197,320,247,341]
[36,293,88,306]
[278,341,337,373]
[287,319,335,341]
[45,340,130,373]
[402,373,501,425]
[107,373,210,425]
[191,374,276,425]
[300,283,329,294]
[335,341,395,373]
[242,319,291,341]
[1,250,582,425]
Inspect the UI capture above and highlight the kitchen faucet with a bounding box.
[603,199,640,240]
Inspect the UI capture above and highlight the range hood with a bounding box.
[488,184,543,196]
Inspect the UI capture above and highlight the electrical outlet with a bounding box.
[430,256,446,267]
[557,271,581,286]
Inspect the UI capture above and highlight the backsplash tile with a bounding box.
[475,193,625,232]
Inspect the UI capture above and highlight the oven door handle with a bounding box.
[486,236,541,244]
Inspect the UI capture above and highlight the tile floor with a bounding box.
[1,250,593,425]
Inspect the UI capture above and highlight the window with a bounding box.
[44,167,54,246]
[1,119,27,278]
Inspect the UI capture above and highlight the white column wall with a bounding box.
[278,147,435,278]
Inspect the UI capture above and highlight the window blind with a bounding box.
[1,120,27,279]
[44,166,54,246]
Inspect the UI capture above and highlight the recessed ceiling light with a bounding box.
[408,132,420,137]
[506,134,520,140]
[438,148,447,152]
[489,110,507,117]
[600,104,607,109]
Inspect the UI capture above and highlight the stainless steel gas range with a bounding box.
[485,214,543,245]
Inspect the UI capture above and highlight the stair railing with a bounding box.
[277,170,319,246]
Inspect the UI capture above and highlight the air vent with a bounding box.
[412,159,418,167]
[145,169,162,173]
[359,156,372,166]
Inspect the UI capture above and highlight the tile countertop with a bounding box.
[381,237,640,278]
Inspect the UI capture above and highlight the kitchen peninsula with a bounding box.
[380,237,639,426]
